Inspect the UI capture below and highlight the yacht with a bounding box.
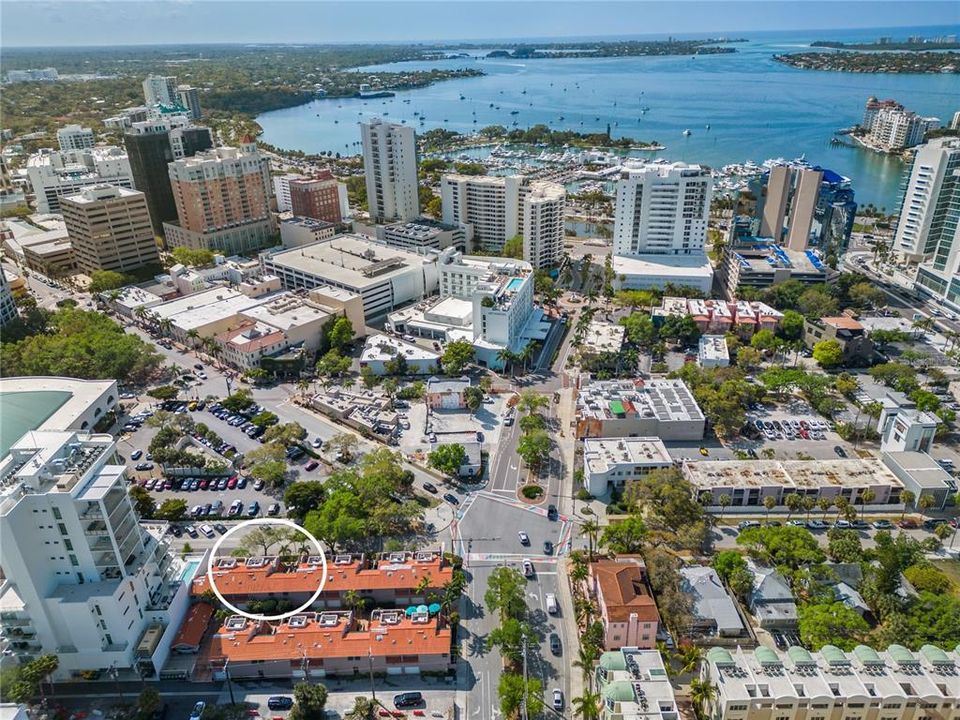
[682,129,692,136]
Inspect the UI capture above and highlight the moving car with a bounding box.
[522,559,534,577]
[543,540,554,555]
[545,593,559,615]
[553,689,564,711]
[189,702,206,720]
[518,531,530,546]
[834,445,847,458]
[443,493,460,505]
[547,504,558,521]
[549,632,561,655]
[130,449,143,460]
[422,482,438,494]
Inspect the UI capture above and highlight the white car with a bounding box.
[553,689,564,711]
[522,559,534,577]
[189,702,206,720]
[199,524,215,538]
[518,531,530,546]
[311,437,323,448]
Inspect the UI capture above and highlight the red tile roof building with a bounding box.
[590,559,660,650]
[171,602,215,653]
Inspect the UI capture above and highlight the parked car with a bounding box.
[393,692,423,709]
[253,479,265,491]
[552,689,564,711]
[443,493,460,505]
[305,460,319,472]
[872,519,894,529]
[267,697,294,711]
[267,503,281,516]
[546,593,559,615]
[737,520,760,531]
[834,445,847,458]
[130,449,143,460]
[199,524,214,538]
[189,702,206,720]
[246,501,260,517]
[422,482,438,494]
[549,632,561,655]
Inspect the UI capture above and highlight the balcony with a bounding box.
[84,521,110,537]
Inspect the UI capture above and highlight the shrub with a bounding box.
[520,484,544,500]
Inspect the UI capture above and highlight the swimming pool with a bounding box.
[506,277,524,292]
[179,559,201,583]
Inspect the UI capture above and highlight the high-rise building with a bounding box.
[860,97,939,152]
[360,119,419,223]
[0,377,191,680]
[272,173,302,213]
[613,161,711,257]
[56,124,95,152]
[26,147,134,214]
[124,118,213,235]
[175,85,202,119]
[163,138,274,255]
[290,171,343,225]
[0,269,17,327]
[142,74,177,106]
[746,163,856,258]
[440,175,565,268]
[61,185,159,274]
[896,138,960,308]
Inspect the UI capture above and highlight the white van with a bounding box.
[545,593,559,615]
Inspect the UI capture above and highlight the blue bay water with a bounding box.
[257,27,960,210]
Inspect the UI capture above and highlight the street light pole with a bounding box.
[368,649,377,705]
[521,632,529,720]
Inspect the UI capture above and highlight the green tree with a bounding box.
[156,498,188,521]
[251,411,280,428]
[827,529,863,563]
[484,566,528,622]
[136,686,162,719]
[751,328,778,352]
[170,246,215,267]
[146,385,179,400]
[221,389,254,412]
[779,310,806,340]
[498,673,544,719]
[289,682,328,720]
[848,282,885,309]
[463,385,485,413]
[517,390,550,415]
[572,690,602,720]
[250,459,287,487]
[869,328,909,351]
[441,339,474,374]
[516,429,551,468]
[502,234,524,259]
[798,602,869,650]
[327,316,355,350]
[326,433,359,462]
[360,365,379,389]
[711,550,747,581]
[813,339,844,368]
[428,443,468,478]
[315,349,352,379]
[798,288,839,318]
[902,564,951,594]
[689,678,717,718]
[486,617,532,665]
[736,525,825,569]
[88,269,132,294]
[600,515,647,554]
[619,312,658,347]
[736,346,762,369]
[284,481,326,520]
[129,485,156,518]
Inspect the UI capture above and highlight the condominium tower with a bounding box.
[360,119,419,223]
[56,125,95,152]
[142,74,178,107]
[176,85,202,120]
[61,185,159,274]
[290,170,343,225]
[896,137,960,308]
[26,147,134,214]
[163,138,274,255]
[861,97,939,152]
[440,174,565,268]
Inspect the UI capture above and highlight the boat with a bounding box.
[510,110,520,115]
[682,129,692,136]
[705,124,711,130]
[358,83,395,99]
[459,94,466,100]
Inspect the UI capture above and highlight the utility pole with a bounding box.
[368,649,377,705]
[224,661,236,705]
[521,632,529,720]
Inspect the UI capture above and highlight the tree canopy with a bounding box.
[428,443,468,477]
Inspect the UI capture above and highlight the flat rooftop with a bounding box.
[361,334,439,364]
[240,295,330,331]
[730,241,830,276]
[582,320,626,354]
[150,287,266,331]
[577,378,705,423]
[263,234,432,289]
[613,253,714,280]
[684,457,904,491]
[584,437,672,475]
[699,334,729,360]
[883,451,955,490]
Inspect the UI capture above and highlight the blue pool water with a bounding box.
[179,560,201,583]
[506,278,524,292]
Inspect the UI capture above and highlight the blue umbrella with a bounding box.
[417,604,428,614]
[405,605,417,616]
[428,603,441,615]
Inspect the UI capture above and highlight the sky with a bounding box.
[2,0,958,47]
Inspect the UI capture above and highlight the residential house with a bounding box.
[590,559,660,650]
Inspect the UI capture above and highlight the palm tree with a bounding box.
[917,493,935,515]
[784,492,803,520]
[519,342,536,374]
[572,690,602,720]
[834,496,850,523]
[763,495,777,524]
[858,488,876,519]
[186,328,201,350]
[572,644,598,689]
[899,490,915,520]
[689,678,717,719]
[581,518,600,560]
[296,378,311,398]
[675,644,704,675]
[802,496,816,523]
[496,348,515,376]
[159,317,174,336]
[717,494,731,524]
[818,496,833,521]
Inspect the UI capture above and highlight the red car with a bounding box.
[227,476,238,489]
[199,479,210,490]
[898,518,919,529]
[145,478,157,490]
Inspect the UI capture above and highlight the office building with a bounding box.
[261,233,439,318]
[0,270,17,327]
[142,75,177,107]
[378,218,468,253]
[289,170,342,224]
[2,218,75,277]
[175,85,201,119]
[611,161,713,290]
[717,234,837,300]
[440,174,565,267]
[0,377,191,679]
[878,391,938,454]
[279,217,337,248]
[595,648,679,720]
[103,106,150,131]
[360,334,440,375]
[744,163,857,258]
[582,437,673,496]
[861,97,939,152]
[589,559,660,650]
[56,125,95,152]
[272,173,302,212]
[61,185,158,274]
[895,138,960,308]
[124,118,214,235]
[698,335,730,368]
[803,315,874,363]
[5,68,58,83]
[702,644,960,720]
[361,119,419,222]
[163,139,273,255]
[26,147,133,214]
[575,378,705,441]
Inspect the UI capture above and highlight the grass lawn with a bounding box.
[931,559,960,594]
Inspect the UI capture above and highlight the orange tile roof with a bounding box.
[191,556,453,598]
[822,316,864,331]
[592,560,660,624]
[172,602,214,651]
[203,612,451,663]
[216,321,286,353]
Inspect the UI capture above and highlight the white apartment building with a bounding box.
[698,334,730,368]
[702,644,960,720]
[895,138,960,309]
[596,648,679,720]
[866,108,940,152]
[361,119,419,223]
[142,74,178,107]
[0,378,191,680]
[273,173,303,213]
[176,85,202,120]
[26,147,134,214]
[56,125,95,152]
[613,161,711,257]
[582,437,673,496]
[0,270,17,327]
[440,175,565,268]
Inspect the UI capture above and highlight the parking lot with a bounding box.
[726,398,855,461]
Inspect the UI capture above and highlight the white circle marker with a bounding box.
[205,518,328,622]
